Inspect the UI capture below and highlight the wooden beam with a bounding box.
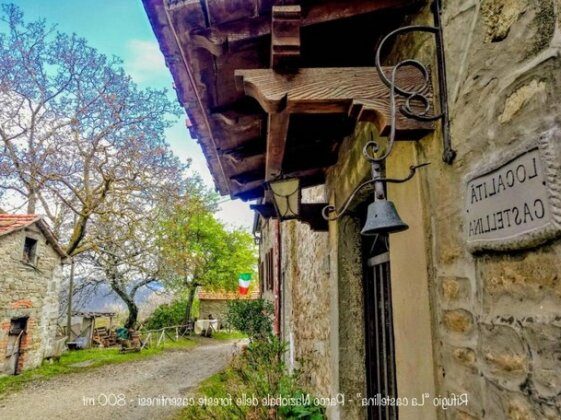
[218,137,265,163]
[235,67,434,136]
[210,111,262,132]
[271,5,301,70]
[209,111,263,149]
[183,0,416,56]
[190,28,228,56]
[230,168,265,186]
[265,111,290,181]
[302,0,417,26]
[231,167,325,200]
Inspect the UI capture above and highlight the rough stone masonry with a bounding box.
[0,222,63,376]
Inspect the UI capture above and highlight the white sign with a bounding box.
[465,143,559,252]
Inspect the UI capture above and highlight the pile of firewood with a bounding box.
[92,327,117,347]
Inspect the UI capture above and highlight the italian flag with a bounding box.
[238,273,252,295]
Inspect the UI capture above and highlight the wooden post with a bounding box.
[66,256,75,341]
[91,316,96,347]
[234,66,434,186]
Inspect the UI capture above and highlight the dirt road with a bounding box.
[0,339,236,420]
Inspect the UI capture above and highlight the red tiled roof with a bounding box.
[198,290,260,301]
[0,214,67,258]
[0,214,41,236]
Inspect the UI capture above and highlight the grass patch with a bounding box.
[0,337,196,399]
[177,337,326,419]
[176,368,244,419]
[192,368,235,398]
[157,337,198,350]
[211,330,247,341]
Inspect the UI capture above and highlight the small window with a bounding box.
[9,317,28,335]
[259,261,264,294]
[23,237,38,265]
[266,250,274,291]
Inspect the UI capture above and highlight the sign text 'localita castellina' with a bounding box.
[465,145,557,252]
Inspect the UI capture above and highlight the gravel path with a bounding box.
[0,339,236,420]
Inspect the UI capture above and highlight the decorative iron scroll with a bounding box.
[375,0,455,165]
[321,0,451,223]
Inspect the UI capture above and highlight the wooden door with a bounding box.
[7,318,27,375]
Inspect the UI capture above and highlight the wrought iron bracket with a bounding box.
[322,140,430,221]
[374,0,456,164]
[322,1,448,223]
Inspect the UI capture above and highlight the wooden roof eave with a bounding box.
[142,0,230,195]
[143,0,426,198]
[187,0,420,58]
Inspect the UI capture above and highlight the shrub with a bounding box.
[179,335,326,419]
[226,299,274,339]
[179,301,326,418]
[143,299,192,330]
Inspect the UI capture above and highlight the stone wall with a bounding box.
[259,218,277,303]
[258,1,561,419]
[281,224,331,392]
[0,225,63,376]
[279,187,339,407]
[325,123,374,420]
[395,1,561,418]
[199,300,229,328]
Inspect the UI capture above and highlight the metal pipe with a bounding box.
[432,0,456,164]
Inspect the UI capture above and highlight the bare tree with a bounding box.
[0,4,183,256]
[81,210,161,329]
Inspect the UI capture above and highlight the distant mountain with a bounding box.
[73,283,164,312]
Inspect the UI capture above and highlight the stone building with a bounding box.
[198,289,260,328]
[0,214,66,376]
[144,0,561,418]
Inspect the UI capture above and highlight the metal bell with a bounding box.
[361,200,409,236]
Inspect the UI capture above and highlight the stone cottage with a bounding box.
[198,289,260,328]
[144,0,561,418]
[0,214,66,376]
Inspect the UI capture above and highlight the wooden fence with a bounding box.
[139,324,193,349]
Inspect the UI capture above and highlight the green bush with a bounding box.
[179,335,326,419]
[178,300,326,419]
[226,299,274,339]
[143,299,188,330]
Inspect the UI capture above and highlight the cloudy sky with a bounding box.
[10,0,255,230]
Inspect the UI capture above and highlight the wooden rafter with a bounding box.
[265,5,300,181]
[235,67,434,136]
[218,138,265,163]
[265,111,290,180]
[184,0,417,56]
[230,168,265,186]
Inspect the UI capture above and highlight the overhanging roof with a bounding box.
[198,289,260,300]
[0,214,68,259]
[142,0,426,200]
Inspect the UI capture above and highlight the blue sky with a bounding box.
[10,0,254,230]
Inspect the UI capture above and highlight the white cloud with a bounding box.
[124,39,168,84]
